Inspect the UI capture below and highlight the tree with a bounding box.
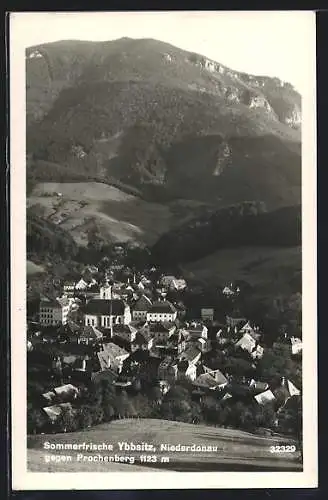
[57,405,77,433]
[77,405,94,429]
[27,407,47,434]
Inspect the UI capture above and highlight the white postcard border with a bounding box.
[10,11,318,490]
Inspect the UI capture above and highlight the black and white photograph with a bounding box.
[10,11,317,489]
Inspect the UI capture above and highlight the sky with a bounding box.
[10,11,316,95]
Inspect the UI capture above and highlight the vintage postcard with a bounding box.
[10,11,317,490]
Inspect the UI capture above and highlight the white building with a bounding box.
[291,336,302,355]
[201,308,214,322]
[84,299,131,329]
[39,296,70,326]
[132,295,152,321]
[99,284,112,300]
[146,300,177,323]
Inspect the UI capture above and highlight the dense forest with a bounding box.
[152,202,301,265]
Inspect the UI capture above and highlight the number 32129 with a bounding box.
[270,445,296,453]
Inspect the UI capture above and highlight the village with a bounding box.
[27,258,303,438]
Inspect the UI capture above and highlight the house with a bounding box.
[254,389,276,405]
[53,383,80,402]
[291,336,302,355]
[86,265,98,274]
[170,279,187,291]
[177,360,198,381]
[132,295,152,321]
[183,322,208,340]
[201,308,215,322]
[158,356,178,382]
[63,281,76,296]
[273,377,301,407]
[235,332,256,354]
[193,369,228,390]
[97,342,130,373]
[238,321,261,341]
[251,344,264,359]
[159,380,170,395]
[57,321,81,343]
[205,368,228,387]
[39,296,70,326]
[42,402,76,426]
[221,392,233,401]
[178,346,201,365]
[41,390,57,405]
[75,279,89,291]
[222,285,234,296]
[84,299,131,328]
[146,300,177,323]
[249,379,269,393]
[195,337,211,353]
[131,331,154,352]
[226,315,246,328]
[149,322,176,344]
[112,324,138,343]
[78,325,103,345]
[159,275,176,289]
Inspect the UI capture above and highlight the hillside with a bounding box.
[27,182,210,246]
[183,246,301,295]
[27,418,301,472]
[151,202,301,266]
[26,38,301,208]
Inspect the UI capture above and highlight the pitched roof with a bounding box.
[179,346,201,363]
[42,402,74,422]
[85,299,125,316]
[287,379,301,396]
[193,373,221,389]
[149,322,176,333]
[133,295,152,311]
[101,342,129,359]
[40,296,69,308]
[132,331,153,345]
[254,389,276,405]
[53,384,79,398]
[148,300,177,314]
[249,379,269,392]
[79,325,103,339]
[160,275,176,285]
[235,333,256,353]
[112,324,138,335]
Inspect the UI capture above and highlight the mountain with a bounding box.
[26,38,301,208]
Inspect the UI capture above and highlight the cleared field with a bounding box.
[27,182,173,245]
[184,246,301,292]
[27,418,301,472]
[27,260,46,276]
